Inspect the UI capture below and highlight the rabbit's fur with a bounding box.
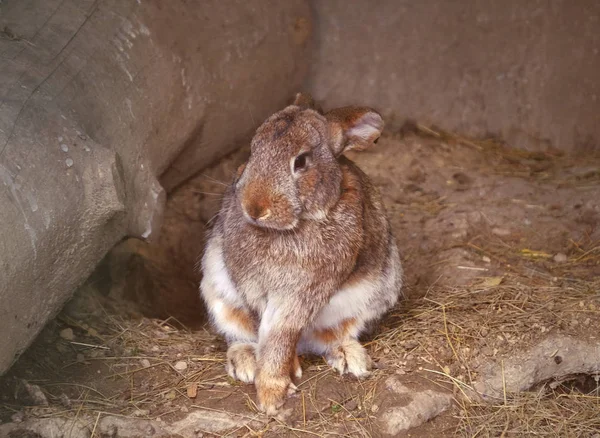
[200,94,403,415]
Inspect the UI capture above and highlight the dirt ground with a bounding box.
[1,127,599,437]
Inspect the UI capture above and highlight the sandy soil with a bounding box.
[1,128,599,437]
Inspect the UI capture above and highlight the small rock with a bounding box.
[59,393,72,408]
[379,377,453,435]
[87,328,100,338]
[181,406,189,413]
[371,404,379,413]
[140,359,151,368]
[151,346,160,352]
[174,361,188,371]
[59,328,75,341]
[275,407,294,423]
[492,228,511,236]
[11,411,24,423]
[400,340,419,350]
[482,256,491,263]
[187,382,198,399]
[344,398,359,411]
[133,409,150,417]
[22,380,48,406]
[553,253,567,263]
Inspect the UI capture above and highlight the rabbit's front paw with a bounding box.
[327,340,372,378]
[255,372,297,416]
[226,343,257,383]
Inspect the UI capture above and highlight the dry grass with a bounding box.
[370,271,600,436]
[457,388,600,437]
[2,128,599,437]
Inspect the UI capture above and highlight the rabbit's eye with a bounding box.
[293,152,310,173]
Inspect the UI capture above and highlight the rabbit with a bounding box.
[199,92,403,415]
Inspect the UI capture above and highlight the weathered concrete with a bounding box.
[378,377,453,436]
[0,408,265,437]
[0,0,311,375]
[308,0,600,152]
[475,335,600,401]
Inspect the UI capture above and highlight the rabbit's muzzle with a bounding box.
[240,181,299,230]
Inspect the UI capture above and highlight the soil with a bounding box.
[1,129,599,437]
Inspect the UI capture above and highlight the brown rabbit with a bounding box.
[200,93,403,415]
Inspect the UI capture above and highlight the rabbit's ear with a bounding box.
[326,106,384,156]
[292,92,323,113]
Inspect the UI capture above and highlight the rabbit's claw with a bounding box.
[327,340,372,378]
[226,343,257,383]
[256,372,295,416]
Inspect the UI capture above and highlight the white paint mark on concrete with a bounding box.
[139,23,150,36]
[125,98,136,119]
[43,211,51,229]
[0,164,37,258]
[25,192,38,212]
[123,66,134,82]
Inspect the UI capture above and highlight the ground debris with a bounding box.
[378,377,453,435]
[1,131,599,437]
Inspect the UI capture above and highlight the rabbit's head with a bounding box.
[234,93,383,230]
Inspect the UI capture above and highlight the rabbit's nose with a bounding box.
[244,202,272,221]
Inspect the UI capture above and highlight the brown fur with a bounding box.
[313,318,356,344]
[223,306,257,335]
[200,93,403,415]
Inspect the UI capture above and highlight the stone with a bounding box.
[59,328,75,341]
[491,228,511,236]
[475,335,600,400]
[378,377,453,435]
[174,361,188,371]
[21,380,48,406]
[554,253,568,263]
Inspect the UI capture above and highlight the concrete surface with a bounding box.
[309,0,600,152]
[0,0,310,375]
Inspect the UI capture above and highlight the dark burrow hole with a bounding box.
[539,374,600,396]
